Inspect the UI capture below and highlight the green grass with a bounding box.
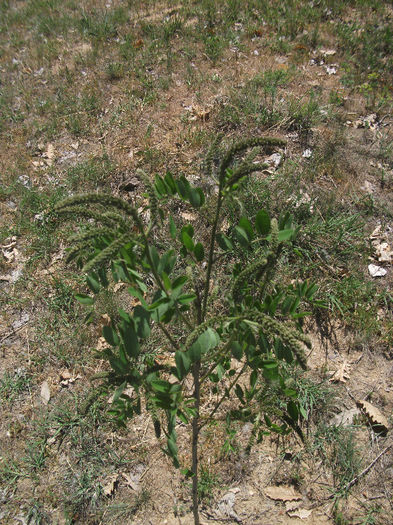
[0,370,31,406]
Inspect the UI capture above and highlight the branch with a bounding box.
[342,443,392,494]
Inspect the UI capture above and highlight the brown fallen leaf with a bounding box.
[329,360,350,383]
[375,242,393,263]
[40,381,51,405]
[264,485,302,502]
[356,400,389,435]
[287,508,312,519]
[60,369,72,381]
[180,211,198,222]
[96,336,110,351]
[102,474,118,497]
[285,501,301,512]
[134,39,144,48]
[122,472,139,491]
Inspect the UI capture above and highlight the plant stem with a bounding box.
[191,360,201,525]
[202,193,223,320]
[157,323,179,350]
[199,363,247,430]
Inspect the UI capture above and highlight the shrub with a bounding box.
[54,136,320,524]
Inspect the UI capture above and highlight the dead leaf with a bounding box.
[134,39,144,48]
[368,264,387,277]
[285,501,301,512]
[216,491,240,521]
[96,336,110,351]
[361,180,375,193]
[102,474,118,497]
[370,225,382,240]
[329,361,351,383]
[375,242,393,263]
[40,381,51,405]
[60,369,72,381]
[180,211,198,222]
[45,143,55,159]
[113,282,126,293]
[330,407,361,427]
[1,237,18,263]
[187,104,211,122]
[264,485,302,502]
[287,508,312,519]
[320,48,336,57]
[356,400,389,435]
[101,314,111,326]
[122,472,139,491]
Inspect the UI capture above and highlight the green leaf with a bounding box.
[281,295,293,315]
[196,188,205,206]
[181,468,194,478]
[177,176,191,199]
[216,363,225,380]
[305,283,318,299]
[255,209,271,235]
[287,401,299,422]
[167,437,178,458]
[86,274,100,293]
[181,230,194,251]
[277,229,294,241]
[103,325,119,346]
[235,384,245,403]
[162,271,172,291]
[75,293,94,305]
[189,187,201,208]
[151,379,171,393]
[172,275,188,291]
[231,342,243,360]
[216,233,234,251]
[148,245,160,271]
[262,360,278,370]
[188,328,220,363]
[194,242,205,262]
[169,215,177,239]
[149,296,171,310]
[112,381,127,403]
[177,410,189,425]
[121,323,139,358]
[164,171,177,194]
[239,217,254,239]
[234,225,250,247]
[133,305,151,338]
[154,175,167,196]
[175,351,191,380]
[177,293,196,305]
[250,370,258,389]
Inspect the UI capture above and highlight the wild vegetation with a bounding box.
[1,1,392,524]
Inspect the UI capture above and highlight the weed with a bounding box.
[54,136,315,524]
[106,62,124,81]
[287,91,321,134]
[105,490,151,520]
[197,466,220,503]
[25,500,50,525]
[313,425,362,494]
[0,369,31,406]
[63,467,103,521]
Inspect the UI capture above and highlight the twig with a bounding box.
[0,322,29,345]
[342,443,392,493]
